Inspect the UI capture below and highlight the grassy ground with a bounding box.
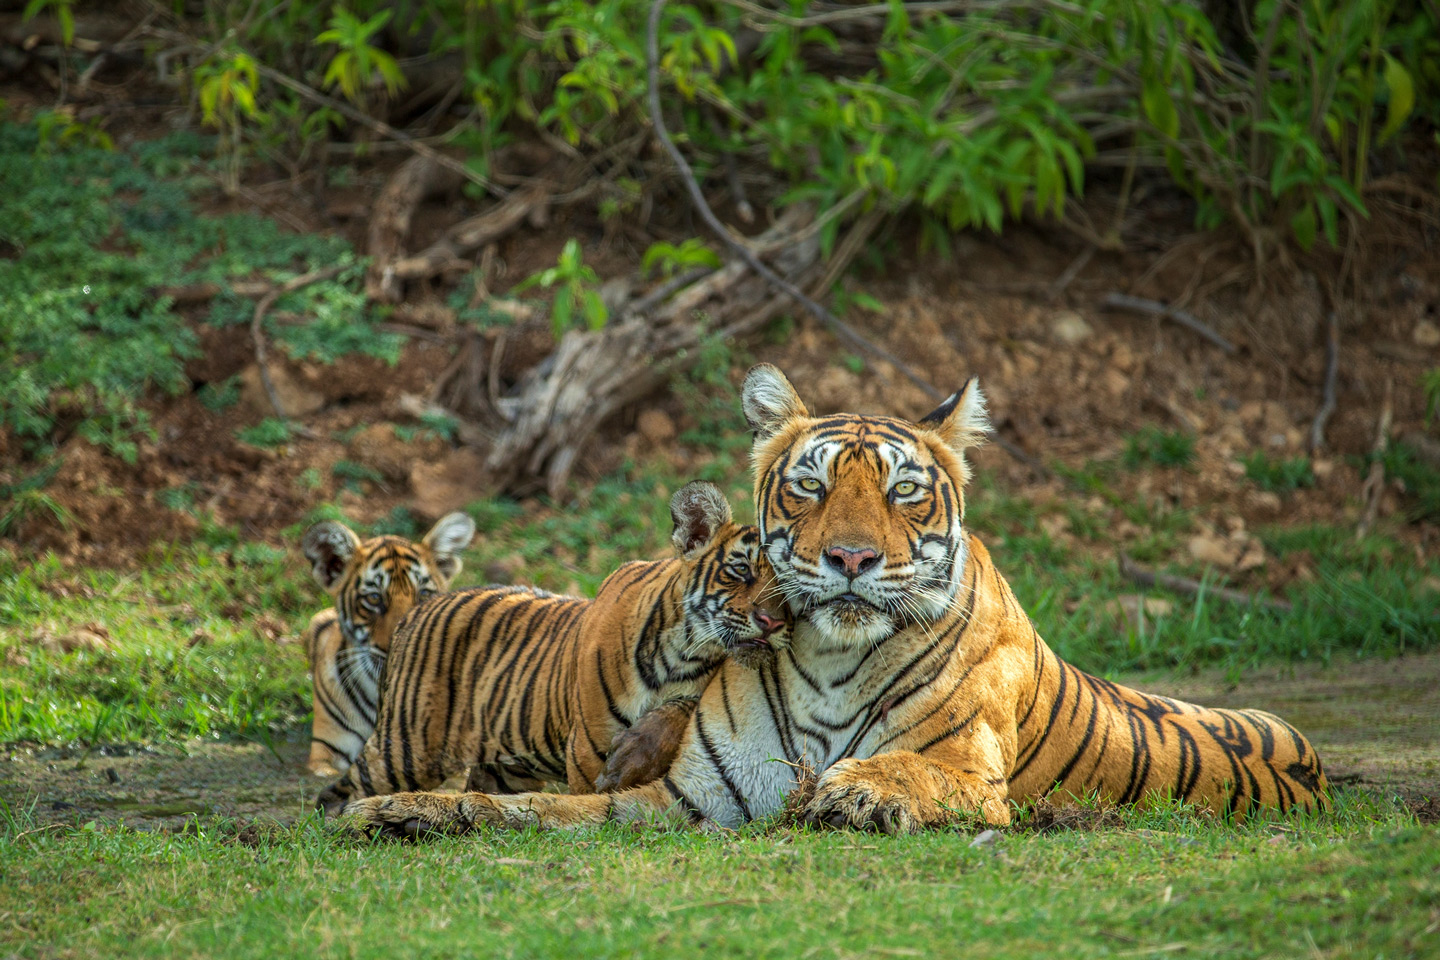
[0,794,1435,959]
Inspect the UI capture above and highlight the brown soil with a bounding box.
[4,654,1435,831]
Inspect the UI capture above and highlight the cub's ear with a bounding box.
[422,511,476,583]
[669,481,733,557]
[741,363,809,439]
[302,520,362,592]
[918,378,990,454]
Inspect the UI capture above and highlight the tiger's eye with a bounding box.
[797,478,822,492]
[893,480,918,496]
[731,562,751,579]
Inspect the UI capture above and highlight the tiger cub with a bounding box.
[300,512,475,777]
[316,480,788,814]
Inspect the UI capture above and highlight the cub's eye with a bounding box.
[795,477,824,494]
[419,587,437,600]
[728,562,752,580]
[360,591,384,609]
[892,480,919,497]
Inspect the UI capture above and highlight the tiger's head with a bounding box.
[301,512,476,653]
[670,480,791,668]
[741,364,989,651]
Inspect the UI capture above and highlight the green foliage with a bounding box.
[1423,368,1440,424]
[331,459,385,488]
[1123,427,1196,469]
[235,419,293,448]
[641,239,722,278]
[20,0,73,47]
[197,376,241,413]
[1242,452,1316,493]
[316,8,406,106]
[1375,442,1440,522]
[515,238,607,337]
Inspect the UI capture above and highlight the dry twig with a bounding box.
[1118,554,1293,615]
[1100,293,1237,354]
[1356,380,1394,541]
[1308,310,1339,453]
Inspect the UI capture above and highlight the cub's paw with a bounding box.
[802,759,922,836]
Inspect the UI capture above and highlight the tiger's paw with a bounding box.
[341,793,484,839]
[802,758,927,835]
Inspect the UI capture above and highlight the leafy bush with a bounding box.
[160,0,1435,265]
[1243,452,1316,493]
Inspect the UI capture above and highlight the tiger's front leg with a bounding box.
[343,780,690,837]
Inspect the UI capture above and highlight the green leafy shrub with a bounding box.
[515,239,607,337]
[1124,427,1196,469]
[1243,452,1316,493]
[198,376,242,413]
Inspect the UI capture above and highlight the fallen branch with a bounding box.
[1100,292,1237,354]
[1118,554,1293,615]
[365,155,463,302]
[389,183,552,283]
[250,266,345,427]
[1356,380,1394,541]
[1308,310,1339,453]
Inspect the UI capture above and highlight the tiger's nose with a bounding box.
[825,546,880,578]
[754,611,785,636]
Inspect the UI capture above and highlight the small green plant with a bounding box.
[315,8,406,107]
[296,468,323,492]
[369,506,423,538]
[1124,427,1197,469]
[515,239,607,337]
[33,110,113,154]
[331,460,386,489]
[1423,368,1440,425]
[193,50,265,192]
[197,376,241,413]
[641,239,722,278]
[1243,452,1315,493]
[236,419,293,448]
[1376,442,1440,522]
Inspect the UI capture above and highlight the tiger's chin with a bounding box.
[809,595,896,650]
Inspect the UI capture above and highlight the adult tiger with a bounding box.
[344,365,1328,835]
[300,512,476,777]
[316,480,789,815]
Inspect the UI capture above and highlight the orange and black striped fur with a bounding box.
[318,481,788,815]
[300,513,475,777]
[345,365,1327,837]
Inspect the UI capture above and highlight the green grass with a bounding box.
[1242,452,1316,493]
[0,793,1433,959]
[1122,426,1196,469]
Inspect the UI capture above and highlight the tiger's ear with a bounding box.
[918,378,990,454]
[742,363,809,439]
[422,511,476,583]
[302,520,362,592]
[670,481,733,557]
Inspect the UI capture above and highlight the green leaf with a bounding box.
[1290,202,1317,252]
[1141,79,1180,140]
[1378,54,1415,145]
[582,290,607,330]
[1316,194,1339,247]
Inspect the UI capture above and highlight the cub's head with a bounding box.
[670,480,791,668]
[741,363,989,651]
[301,512,476,652]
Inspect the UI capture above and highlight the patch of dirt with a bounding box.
[0,739,469,831]
[1019,799,1127,834]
